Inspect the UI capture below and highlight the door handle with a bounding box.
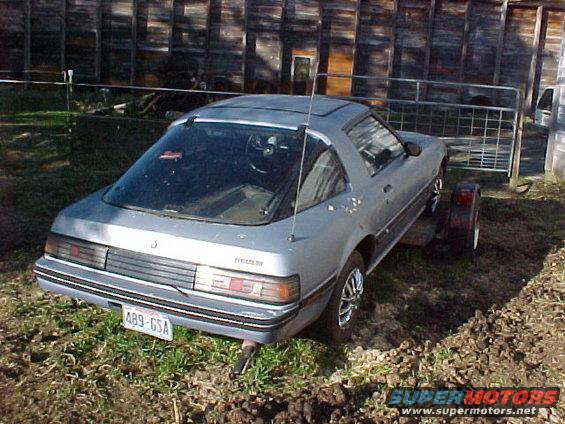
[383,184,393,193]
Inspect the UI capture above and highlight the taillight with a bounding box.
[194,265,300,304]
[44,233,108,270]
[455,189,474,206]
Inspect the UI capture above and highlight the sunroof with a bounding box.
[209,95,350,117]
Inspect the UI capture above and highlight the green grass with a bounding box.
[0,110,74,127]
[5,284,340,393]
[0,100,346,394]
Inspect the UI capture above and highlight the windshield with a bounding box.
[103,122,325,225]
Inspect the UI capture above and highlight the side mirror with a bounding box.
[405,142,421,157]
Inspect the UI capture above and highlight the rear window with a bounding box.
[103,122,326,225]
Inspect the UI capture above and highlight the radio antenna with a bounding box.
[288,76,319,242]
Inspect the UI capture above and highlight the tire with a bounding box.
[424,165,445,216]
[450,201,480,259]
[316,251,365,345]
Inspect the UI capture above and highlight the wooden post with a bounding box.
[525,5,544,111]
[350,0,362,96]
[168,0,176,54]
[242,0,249,92]
[130,0,138,85]
[95,0,103,81]
[204,0,212,75]
[457,0,471,101]
[23,0,31,79]
[386,0,399,98]
[60,0,67,72]
[493,0,508,85]
[422,0,436,100]
[278,0,287,92]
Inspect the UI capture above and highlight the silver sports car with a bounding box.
[34,95,447,345]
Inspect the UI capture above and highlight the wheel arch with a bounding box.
[353,235,375,270]
[441,156,448,172]
[336,231,377,278]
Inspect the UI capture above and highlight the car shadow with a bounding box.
[348,177,563,352]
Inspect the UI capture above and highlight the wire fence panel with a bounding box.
[1,73,524,176]
[371,103,516,172]
[317,74,524,175]
[0,78,241,177]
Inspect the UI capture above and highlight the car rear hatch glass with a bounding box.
[102,122,325,225]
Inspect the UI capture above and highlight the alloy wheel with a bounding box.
[338,267,364,327]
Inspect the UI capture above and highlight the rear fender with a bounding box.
[449,183,481,230]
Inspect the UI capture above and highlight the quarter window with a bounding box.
[296,149,347,212]
[347,115,404,176]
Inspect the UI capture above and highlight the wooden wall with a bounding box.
[0,0,563,108]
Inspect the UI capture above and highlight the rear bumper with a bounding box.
[34,256,330,343]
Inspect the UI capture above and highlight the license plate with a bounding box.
[122,304,173,341]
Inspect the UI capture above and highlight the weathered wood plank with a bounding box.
[423,0,436,81]
[60,0,66,71]
[95,0,102,81]
[421,0,436,100]
[168,0,175,53]
[242,0,249,91]
[24,0,31,77]
[457,0,471,100]
[203,0,212,74]
[525,5,544,110]
[493,0,508,85]
[130,0,138,85]
[386,0,399,97]
[350,0,362,95]
[316,2,324,83]
[278,0,287,92]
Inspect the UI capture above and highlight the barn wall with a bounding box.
[0,0,26,78]
[354,0,395,100]
[545,16,565,179]
[0,0,563,107]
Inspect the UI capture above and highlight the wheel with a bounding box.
[450,200,480,259]
[424,165,444,216]
[316,251,365,345]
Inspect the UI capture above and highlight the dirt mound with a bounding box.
[198,248,564,423]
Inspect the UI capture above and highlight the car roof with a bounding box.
[186,95,369,132]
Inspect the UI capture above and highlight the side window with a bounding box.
[537,88,554,112]
[347,115,404,176]
[296,149,347,212]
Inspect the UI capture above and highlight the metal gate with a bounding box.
[1,72,525,177]
[313,73,524,176]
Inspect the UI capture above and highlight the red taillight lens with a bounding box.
[69,244,80,257]
[44,233,108,270]
[194,266,300,304]
[455,189,474,206]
